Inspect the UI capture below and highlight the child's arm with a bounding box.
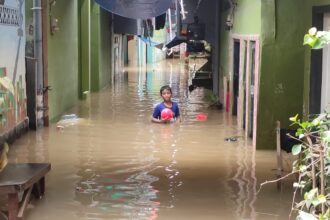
[151,116,164,123]
[151,105,165,123]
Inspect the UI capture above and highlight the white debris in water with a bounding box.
[56,114,89,130]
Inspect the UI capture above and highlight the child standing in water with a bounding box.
[151,85,181,124]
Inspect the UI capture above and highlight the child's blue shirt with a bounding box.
[152,102,180,119]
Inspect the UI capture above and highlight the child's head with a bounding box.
[160,85,172,101]
[160,85,172,95]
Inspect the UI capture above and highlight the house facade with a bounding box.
[219,0,330,149]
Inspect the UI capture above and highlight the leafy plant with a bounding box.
[304,27,330,49]
[289,113,330,220]
[204,89,222,109]
[259,27,330,220]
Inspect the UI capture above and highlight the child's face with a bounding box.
[161,89,172,102]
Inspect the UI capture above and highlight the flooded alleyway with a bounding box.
[3,60,294,220]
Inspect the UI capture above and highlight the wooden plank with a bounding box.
[8,193,18,220]
[0,163,51,194]
[276,121,283,190]
[17,187,33,218]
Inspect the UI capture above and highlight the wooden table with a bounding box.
[0,163,51,220]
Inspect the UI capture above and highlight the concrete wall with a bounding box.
[48,0,79,121]
[233,0,261,35]
[99,8,112,89]
[219,0,261,80]
[47,0,112,121]
[257,0,310,149]
[219,0,315,149]
[90,2,100,92]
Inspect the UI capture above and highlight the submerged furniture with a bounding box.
[0,163,51,220]
[276,121,300,190]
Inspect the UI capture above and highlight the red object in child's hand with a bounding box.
[196,113,208,121]
[161,108,173,121]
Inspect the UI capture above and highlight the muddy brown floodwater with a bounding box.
[1,60,295,220]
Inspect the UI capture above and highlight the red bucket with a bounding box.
[196,113,207,121]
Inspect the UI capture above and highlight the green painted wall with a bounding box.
[219,0,261,77]
[90,3,112,91]
[233,0,261,34]
[79,0,90,98]
[90,2,100,92]
[99,8,112,89]
[27,0,111,121]
[257,0,310,149]
[219,11,231,78]
[48,0,79,121]
[314,0,330,6]
[219,0,315,149]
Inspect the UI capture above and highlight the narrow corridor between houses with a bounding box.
[2,60,293,220]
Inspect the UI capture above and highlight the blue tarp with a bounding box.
[95,0,173,19]
[138,36,163,48]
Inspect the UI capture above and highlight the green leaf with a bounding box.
[298,211,317,220]
[323,131,330,143]
[301,121,310,129]
[292,144,302,155]
[318,194,326,202]
[304,188,318,200]
[290,114,299,122]
[303,34,318,48]
[313,37,330,49]
[296,128,304,137]
[311,118,320,126]
[299,165,307,172]
[311,194,326,207]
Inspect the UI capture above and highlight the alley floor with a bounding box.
[1,60,294,220]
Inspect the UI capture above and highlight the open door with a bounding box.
[232,40,240,116]
[25,57,37,129]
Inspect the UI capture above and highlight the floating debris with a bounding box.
[56,114,89,130]
[225,136,239,142]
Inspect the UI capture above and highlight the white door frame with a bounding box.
[229,34,260,147]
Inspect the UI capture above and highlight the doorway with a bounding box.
[230,35,260,147]
[232,41,240,116]
[310,8,330,114]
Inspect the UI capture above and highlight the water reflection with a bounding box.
[225,141,257,219]
[2,60,293,220]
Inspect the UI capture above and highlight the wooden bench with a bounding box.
[0,163,51,220]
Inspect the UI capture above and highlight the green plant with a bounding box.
[289,113,330,220]
[259,27,330,220]
[204,89,222,109]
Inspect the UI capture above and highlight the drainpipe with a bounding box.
[32,0,44,127]
[214,0,220,97]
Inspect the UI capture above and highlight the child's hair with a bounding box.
[160,85,172,94]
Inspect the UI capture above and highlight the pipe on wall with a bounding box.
[32,0,44,127]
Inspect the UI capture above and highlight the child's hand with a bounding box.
[161,118,171,123]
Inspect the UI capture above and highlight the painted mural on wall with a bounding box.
[0,0,26,134]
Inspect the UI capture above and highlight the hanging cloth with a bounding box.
[155,13,166,30]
